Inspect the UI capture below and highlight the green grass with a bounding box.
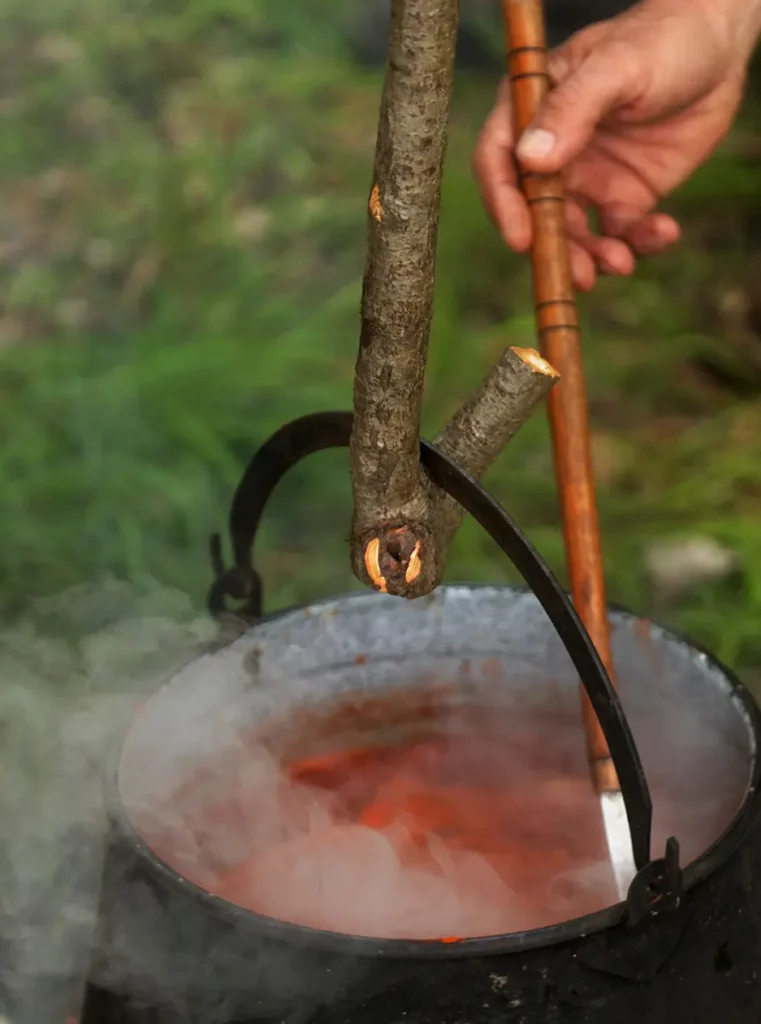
[3,0,761,675]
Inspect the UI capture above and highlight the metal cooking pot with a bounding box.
[80,413,761,1024]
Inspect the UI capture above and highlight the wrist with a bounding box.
[671,0,761,61]
[711,0,761,55]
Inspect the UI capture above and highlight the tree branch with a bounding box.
[354,344,558,597]
[349,0,458,571]
[432,346,559,547]
[349,0,559,598]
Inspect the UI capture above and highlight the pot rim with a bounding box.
[107,584,761,961]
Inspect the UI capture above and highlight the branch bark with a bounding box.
[350,0,459,563]
[431,346,559,548]
[353,344,558,597]
[349,0,559,598]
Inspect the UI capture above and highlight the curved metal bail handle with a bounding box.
[207,410,653,870]
[207,412,351,621]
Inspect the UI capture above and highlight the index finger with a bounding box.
[472,86,532,253]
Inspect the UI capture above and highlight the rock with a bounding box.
[643,536,741,603]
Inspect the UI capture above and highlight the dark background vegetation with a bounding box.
[2,0,761,676]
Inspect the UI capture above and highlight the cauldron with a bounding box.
[80,413,761,1024]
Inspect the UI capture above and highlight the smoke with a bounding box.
[0,579,214,1024]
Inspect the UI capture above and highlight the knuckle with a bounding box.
[546,74,586,116]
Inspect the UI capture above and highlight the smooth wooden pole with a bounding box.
[502,0,619,795]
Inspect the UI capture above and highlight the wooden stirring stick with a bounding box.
[500,0,635,897]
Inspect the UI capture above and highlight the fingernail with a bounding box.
[516,129,556,161]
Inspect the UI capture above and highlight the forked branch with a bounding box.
[349,0,558,597]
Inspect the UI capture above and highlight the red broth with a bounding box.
[140,704,621,939]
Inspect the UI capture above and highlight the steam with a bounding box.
[130,694,620,943]
[0,580,214,1024]
[0,580,753,1024]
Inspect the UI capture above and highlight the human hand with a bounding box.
[473,0,756,291]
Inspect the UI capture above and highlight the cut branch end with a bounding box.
[510,346,560,378]
[357,525,436,598]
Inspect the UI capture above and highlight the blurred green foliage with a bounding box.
[2,0,761,674]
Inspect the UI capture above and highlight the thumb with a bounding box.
[516,49,634,172]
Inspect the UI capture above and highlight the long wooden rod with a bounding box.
[501,0,618,795]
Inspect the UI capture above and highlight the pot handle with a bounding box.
[208,410,654,877]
